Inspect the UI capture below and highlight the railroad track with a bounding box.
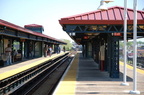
[0,52,74,95]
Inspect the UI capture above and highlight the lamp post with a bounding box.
[97,1,108,10]
[98,0,129,86]
[98,0,140,93]
[121,0,129,86]
[97,0,114,10]
[129,0,140,94]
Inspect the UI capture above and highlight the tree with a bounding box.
[61,39,73,51]
[119,41,124,49]
[127,41,133,47]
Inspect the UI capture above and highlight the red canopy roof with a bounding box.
[59,6,144,25]
[24,24,43,28]
[0,19,65,44]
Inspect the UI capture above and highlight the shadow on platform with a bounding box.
[77,54,133,82]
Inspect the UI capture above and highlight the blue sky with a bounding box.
[0,0,144,41]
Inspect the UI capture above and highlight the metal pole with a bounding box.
[121,0,129,86]
[129,0,140,94]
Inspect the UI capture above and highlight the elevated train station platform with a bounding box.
[0,5,144,95]
[53,53,144,95]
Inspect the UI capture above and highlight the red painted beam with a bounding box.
[59,20,144,25]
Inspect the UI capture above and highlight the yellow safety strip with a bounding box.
[54,54,79,95]
[120,61,144,74]
[0,52,66,80]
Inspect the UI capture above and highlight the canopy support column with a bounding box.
[107,35,120,78]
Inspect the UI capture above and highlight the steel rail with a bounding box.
[24,54,70,95]
[0,53,69,95]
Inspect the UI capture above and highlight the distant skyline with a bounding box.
[0,0,144,41]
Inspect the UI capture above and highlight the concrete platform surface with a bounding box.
[76,55,144,95]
